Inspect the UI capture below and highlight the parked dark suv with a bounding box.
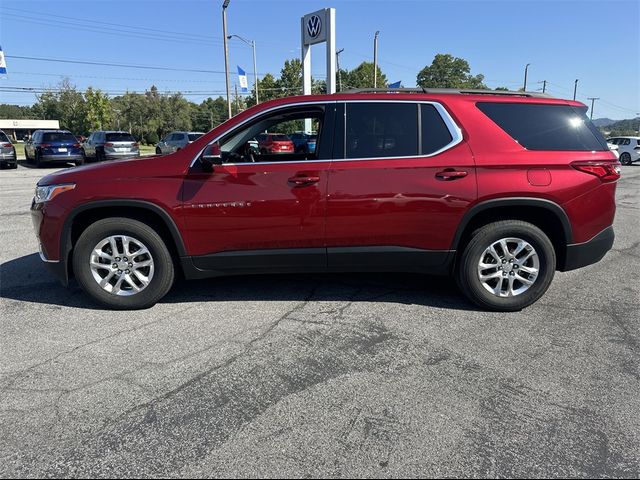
[24,130,83,167]
[31,89,620,311]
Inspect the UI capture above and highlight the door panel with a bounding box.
[181,161,330,257]
[325,101,477,256]
[325,143,477,252]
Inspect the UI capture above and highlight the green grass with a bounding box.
[139,144,156,156]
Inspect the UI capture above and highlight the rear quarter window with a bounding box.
[477,102,608,151]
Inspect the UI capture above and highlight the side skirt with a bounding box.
[181,246,455,280]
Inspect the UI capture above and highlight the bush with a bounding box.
[145,131,159,145]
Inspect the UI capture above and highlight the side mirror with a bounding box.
[200,143,223,172]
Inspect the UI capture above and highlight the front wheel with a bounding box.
[155,147,162,155]
[456,220,556,311]
[73,218,175,309]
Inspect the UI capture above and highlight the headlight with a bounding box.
[33,183,75,204]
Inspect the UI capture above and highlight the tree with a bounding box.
[343,62,387,89]
[31,78,87,133]
[84,87,111,130]
[416,54,486,89]
[279,58,303,96]
[0,104,33,119]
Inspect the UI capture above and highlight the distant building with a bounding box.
[0,119,60,141]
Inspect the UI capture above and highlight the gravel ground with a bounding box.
[1,160,639,478]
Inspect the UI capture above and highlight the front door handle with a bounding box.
[436,169,468,181]
[288,175,320,187]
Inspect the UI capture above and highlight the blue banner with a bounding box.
[237,66,249,94]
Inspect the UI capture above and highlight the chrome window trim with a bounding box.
[190,99,463,168]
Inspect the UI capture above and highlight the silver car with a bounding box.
[0,130,17,169]
[83,131,140,162]
[155,131,205,155]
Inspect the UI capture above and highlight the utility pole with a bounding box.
[222,0,232,119]
[210,110,213,130]
[573,79,579,101]
[337,53,342,92]
[541,80,547,93]
[587,97,599,120]
[373,31,379,88]
[523,63,530,91]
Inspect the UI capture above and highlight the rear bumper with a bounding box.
[560,226,614,271]
[104,152,140,159]
[41,154,83,162]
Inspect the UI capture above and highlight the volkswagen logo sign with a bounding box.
[307,15,322,38]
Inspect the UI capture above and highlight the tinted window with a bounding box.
[42,132,76,143]
[421,104,453,154]
[477,102,608,151]
[622,138,631,145]
[188,133,203,141]
[346,103,418,158]
[0,132,10,142]
[106,133,135,142]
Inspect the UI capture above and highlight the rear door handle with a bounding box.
[288,175,320,187]
[436,169,468,181]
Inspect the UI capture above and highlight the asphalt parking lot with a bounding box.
[1,161,639,478]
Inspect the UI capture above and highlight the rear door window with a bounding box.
[477,102,608,151]
[421,104,453,154]
[0,132,10,143]
[345,102,418,159]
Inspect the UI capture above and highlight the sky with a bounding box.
[0,0,638,120]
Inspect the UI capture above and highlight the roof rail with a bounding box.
[342,87,553,98]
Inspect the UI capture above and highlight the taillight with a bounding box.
[40,143,51,148]
[571,161,621,182]
[104,142,114,147]
[0,142,11,147]
[73,143,80,148]
[132,143,139,147]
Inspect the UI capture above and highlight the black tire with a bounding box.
[24,149,32,163]
[456,220,556,311]
[35,150,43,168]
[73,218,175,309]
[96,148,105,162]
[155,147,162,155]
[75,156,85,167]
[9,162,18,169]
[620,152,632,165]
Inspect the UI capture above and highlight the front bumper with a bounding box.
[560,226,615,271]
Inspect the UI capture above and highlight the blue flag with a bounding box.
[0,46,7,75]
[389,81,402,89]
[237,66,249,94]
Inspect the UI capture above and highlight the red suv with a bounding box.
[31,89,620,311]
[256,132,295,154]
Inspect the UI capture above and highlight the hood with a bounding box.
[37,153,184,186]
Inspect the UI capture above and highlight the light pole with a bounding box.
[222,0,232,119]
[573,79,579,101]
[523,63,530,91]
[587,97,599,120]
[373,31,379,88]
[228,34,258,104]
[336,48,344,92]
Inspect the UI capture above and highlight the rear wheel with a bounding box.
[456,220,556,311]
[155,147,162,155]
[620,152,632,165]
[35,150,43,168]
[73,218,175,309]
